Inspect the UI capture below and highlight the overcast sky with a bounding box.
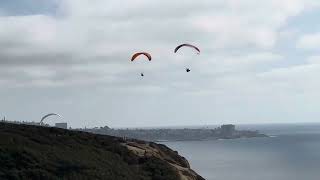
[1,0,320,128]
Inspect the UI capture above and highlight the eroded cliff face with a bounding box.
[124,141,205,180]
[0,122,204,180]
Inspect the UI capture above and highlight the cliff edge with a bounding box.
[0,123,204,180]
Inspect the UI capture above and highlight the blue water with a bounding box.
[164,124,320,180]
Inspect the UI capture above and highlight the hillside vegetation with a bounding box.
[0,123,204,180]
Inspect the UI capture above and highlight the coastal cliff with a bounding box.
[0,123,204,180]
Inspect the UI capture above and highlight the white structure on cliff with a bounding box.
[55,123,68,129]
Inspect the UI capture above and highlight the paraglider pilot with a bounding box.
[186,68,190,72]
[141,73,144,77]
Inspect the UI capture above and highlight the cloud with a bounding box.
[0,0,59,16]
[297,32,320,50]
[257,58,320,96]
[0,0,315,89]
[306,55,320,64]
[2,0,320,127]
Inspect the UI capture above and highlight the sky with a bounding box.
[1,0,320,128]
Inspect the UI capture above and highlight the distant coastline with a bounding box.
[79,124,269,142]
[0,120,268,142]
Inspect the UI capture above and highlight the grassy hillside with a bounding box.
[0,123,204,180]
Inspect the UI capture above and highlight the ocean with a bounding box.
[163,123,320,180]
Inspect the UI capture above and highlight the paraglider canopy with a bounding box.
[174,44,200,54]
[175,44,200,72]
[40,113,61,125]
[131,52,152,61]
[131,52,152,77]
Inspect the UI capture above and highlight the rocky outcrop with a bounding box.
[124,141,205,180]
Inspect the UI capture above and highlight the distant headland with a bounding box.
[79,124,268,142]
[0,119,268,142]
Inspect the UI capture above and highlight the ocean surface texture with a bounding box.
[164,124,320,180]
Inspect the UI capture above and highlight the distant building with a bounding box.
[55,123,68,129]
[221,124,236,136]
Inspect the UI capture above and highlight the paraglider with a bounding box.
[40,113,61,125]
[174,44,200,54]
[131,52,152,76]
[131,52,152,62]
[174,44,200,72]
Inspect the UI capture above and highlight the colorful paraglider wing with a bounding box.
[131,52,152,61]
[174,44,200,54]
[40,113,61,124]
